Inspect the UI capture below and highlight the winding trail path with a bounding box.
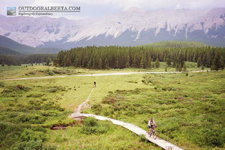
[69,88,183,150]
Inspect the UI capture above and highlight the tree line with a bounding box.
[0,54,57,66]
[56,46,225,70]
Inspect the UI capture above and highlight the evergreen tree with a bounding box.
[66,58,72,66]
[220,56,224,70]
[166,58,171,66]
[132,57,136,68]
[176,64,179,71]
[53,58,59,67]
[152,62,155,68]
[155,58,160,68]
[179,64,182,72]
[197,57,201,67]
[98,59,102,69]
[104,58,109,69]
[46,58,51,66]
[148,57,152,69]
[140,56,144,69]
[183,62,187,71]
[125,55,130,68]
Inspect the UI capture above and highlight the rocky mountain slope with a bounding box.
[0,7,225,49]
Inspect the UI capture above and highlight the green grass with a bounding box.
[87,71,225,149]
[0,64,223,150]
[0,62,208,80]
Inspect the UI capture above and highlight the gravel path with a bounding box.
[5,70,206,81]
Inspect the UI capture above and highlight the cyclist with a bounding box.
[148,117,157,135]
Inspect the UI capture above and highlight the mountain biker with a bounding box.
[148,117,156,135]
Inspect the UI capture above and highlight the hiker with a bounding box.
[94,81,96,87]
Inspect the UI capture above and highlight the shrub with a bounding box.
[52,70,62,74]
[17,140,43,150]
[81,118,114,135]
[16,85,25,90]
[16,114,46,124]
[84,117,98,127]
[102,97,117,104]
[48,71,54,76]
[32,127,47,133]
[0,82,4,87]
[91,104,102,114]
[47,88,57,93]
[139,134,146,142]
[29,71,35,75]
[54,137,68,143]
[26,93,44,98]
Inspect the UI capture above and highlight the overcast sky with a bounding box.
[1,0,225,20]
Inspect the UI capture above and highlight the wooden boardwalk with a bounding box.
[69,88,184,150]
[80,114,183,150]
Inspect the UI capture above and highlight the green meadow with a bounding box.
[0,63,224,150]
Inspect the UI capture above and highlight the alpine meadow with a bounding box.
[0,2,225,150]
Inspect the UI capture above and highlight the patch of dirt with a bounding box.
[50,119,84,130]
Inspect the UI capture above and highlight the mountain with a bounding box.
[0,8,225,49]
[0,46,21,55]
[0,35,36,54]
[0,35,61,54]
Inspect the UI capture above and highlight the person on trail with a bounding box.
[148,117,156,135]
[94,81,96,88]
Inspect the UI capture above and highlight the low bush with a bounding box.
[47,88,57,93]
[26,93,44,98]
[29,71,35,75]
[81,118,115,135]
[0,81,4,87]
[48,71,54,76]
[139,134,146,142]
[91,104,102,115]
[16,85,25,90]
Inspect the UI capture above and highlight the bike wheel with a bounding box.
[149,132,152,137]
[153,132,157,140]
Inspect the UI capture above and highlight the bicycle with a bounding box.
[148,126,157,140]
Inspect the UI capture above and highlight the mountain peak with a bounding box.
[0,8,225,48]
[125,7,145,13]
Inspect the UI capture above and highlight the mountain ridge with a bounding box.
[0,8,225,49]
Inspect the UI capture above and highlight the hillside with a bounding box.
[140,41,208,48]
[0,35,35,54]
[0,46,21,55]
[0,36,62,54]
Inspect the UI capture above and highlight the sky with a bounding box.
[1,0,225,20]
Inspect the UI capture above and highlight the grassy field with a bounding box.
[87,70,225,150]
[0,62,204,80]
[0,63,224,150]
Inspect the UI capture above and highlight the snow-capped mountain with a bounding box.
[0,7,225,49]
